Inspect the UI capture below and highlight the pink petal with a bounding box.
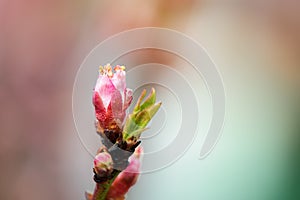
[95,75,116,108]
[108,89,125,126]
[93,151,113,175]
[123,88,133,111]
[125,146,142,173]
[94,152,112,167]
[111,70,126,95]
[104,103,114,128]
[93,91,106,125]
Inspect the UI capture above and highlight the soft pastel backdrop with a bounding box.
[0,0,299,200]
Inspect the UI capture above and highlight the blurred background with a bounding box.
[0,0,299,200]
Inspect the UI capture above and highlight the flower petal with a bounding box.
[105,103,114,128]
[123,88,133,111]
[95,75,116,108]
[93,91,106,125]
[111,69,126,96]
[108,89,124,127]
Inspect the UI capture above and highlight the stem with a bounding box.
[93,170,120,200]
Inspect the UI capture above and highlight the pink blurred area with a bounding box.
[0,0,299,200]
[0,1,83,200]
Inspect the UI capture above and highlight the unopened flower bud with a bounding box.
[93,150,113,182]
[93,64,133,132]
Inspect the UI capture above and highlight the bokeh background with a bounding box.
[0,0,299,200]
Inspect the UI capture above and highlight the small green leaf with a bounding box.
[133,89,146,113]
[140,88,156,111]
[122,88,161,142]
[135,110,151,128]
[122,115,139,139]
[123,128,148,141]
[147,102,162,119]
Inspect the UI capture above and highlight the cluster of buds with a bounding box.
[86,64,161,200]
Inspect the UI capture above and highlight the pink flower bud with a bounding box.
[94,151,113,177]
[93,64,133,131]
[106,146,143,199]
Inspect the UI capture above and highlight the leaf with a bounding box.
[140,87,156,111]
[147,102,162,119]
[134,110,151,128]
[133,89,146,113]
[122,115,139,140]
